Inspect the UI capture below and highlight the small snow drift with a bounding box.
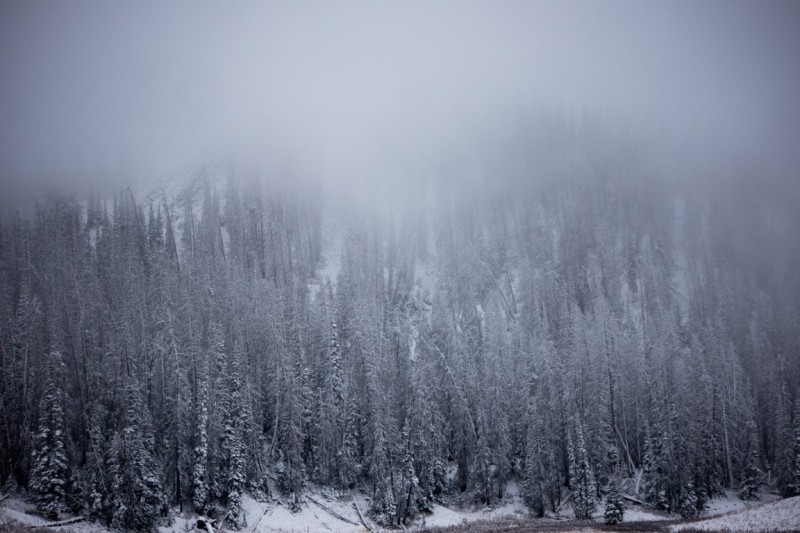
[671,496,800,532]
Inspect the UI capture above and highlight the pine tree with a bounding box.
[642,425,669,510]
[788,395,800,496]
[221,343,247,529]
[739,429,762,500]
[108,384,166,531]
[338,393,360,488]
[570,422,596,519]
[398,423,420,524]
[604,438,624,525]
[679,481,698,518]
[83,404,108,520]
[472,408,494,505]
[192,358,211,515]
[368,425,397,526]
[276,371,307,506]
[523,425,546,517]
[29,351,68,519]
[604,478,624,525]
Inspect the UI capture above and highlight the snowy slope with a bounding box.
[671,496,800,532]
[0,498,112,533]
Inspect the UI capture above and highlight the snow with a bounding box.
[412,481,528,530]
[241,493,365,533]
[703,490,751,516]
[671,495,800,532]
[5,488,797,533]
[1,491,370,533]
[0,498,111,533]
[619,506,667,522]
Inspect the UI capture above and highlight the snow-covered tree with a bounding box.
[679,481,698,519]
[28,350,68,518]
[604,478,624,525]
[570,422,597,519]
[220,342,248,529]
[739,430,762,500]
[788,395,800,496]
[192,358,211,515]
[108,384,166,531]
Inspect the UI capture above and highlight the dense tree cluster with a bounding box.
[1,122,798,530]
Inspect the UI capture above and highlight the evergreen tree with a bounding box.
[221,343,247,529]
[472,408,494,505]
[108,384,166,531]
[523,425,547,517]
[604,478,624,525]
[83,404,108,521]
[338,393,361,488]
[642,425,670,510]
[368,425,397,526]
[28,351,68,518]
[788,395,800,496]
[192,358,211,515]
[679,481,698,519]
[570,422,596,519]
[397,422,421,525]
[739,429,762,500]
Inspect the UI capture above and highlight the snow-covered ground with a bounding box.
[613,506,665,522]
[4,489,798,532]
[0,482,525,533]
[414,481,527,530]
[671,495,800,532]
[0,497,111,533]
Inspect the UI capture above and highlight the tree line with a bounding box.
[1,123,799,530]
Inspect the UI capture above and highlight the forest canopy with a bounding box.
[1,117,799,529]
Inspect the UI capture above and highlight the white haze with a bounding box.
[0,0,799,203]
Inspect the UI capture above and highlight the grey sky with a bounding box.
[1,1,799,196]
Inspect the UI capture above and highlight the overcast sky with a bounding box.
[1,0,799,197]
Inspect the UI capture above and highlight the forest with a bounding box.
[1,118,799,531]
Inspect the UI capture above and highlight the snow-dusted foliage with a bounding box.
[28,351,68,518]
[108,384,166,531]
[0,120,798,530]
[604,479,625,525]
[570,422,596,519]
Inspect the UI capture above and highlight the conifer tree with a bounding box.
[192,358,211,515]
[472,408,494,505]
[788,395,800,496]
[338,393,361,488]
[739,429,762,500]
[604,478,624,525]
[398,422,420,524]
[570,422,596,519]
[29,350,68,518]
[679,481,698,518]
[523,425,546,517]
[108,384,165,531]
[221,342,247,529]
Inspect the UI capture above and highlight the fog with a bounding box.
[4,4,800,524]
[1,0,799,203]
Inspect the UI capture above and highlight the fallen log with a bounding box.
[249,506,270,533]
[29,516,85,528]
[622,494,645,505]
[554,493,571,515]
[352,497,374,533]
[305,495,359,526]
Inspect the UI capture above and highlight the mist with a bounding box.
[1,0,799,204]
[4,2,800,530]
